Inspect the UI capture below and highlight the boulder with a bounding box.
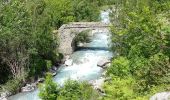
[49,69,57,77]
[37,78,45,83]
[21,84,35,92]
[64,59,73,66]
[102,63,111,69]
[89,78,105,94]
[150,92,170,100]
[52,72,57,76]
[97,58,111,68]
[0,91,11,100]
[0,97,7,100]
[51,66,58,71]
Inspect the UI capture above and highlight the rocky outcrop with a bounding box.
[64,59,73,66]
[97,58,111,68]
[0,91,11,100]
[89,78,105,95]
[49,66,58,76]
[21,84,36,92]
[0,97,7,100]
[150,92,170,100]
[37,78,45,83]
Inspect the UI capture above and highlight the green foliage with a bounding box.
[74,30,91,46]
[39,76,99,100]
[44,0,100,28]
[133,53,170,93]
[44,0,75,28]
[0,0,106,93]
[103,77,147,100]
[72,0,100,22]
[58,80,99,100]
[39,74,58,100]
[106,57,130,77]
[46,60,52,70]
[104,0,170,99]
[103,77,170,100]
[0,79,22,94]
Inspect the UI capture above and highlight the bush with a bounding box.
[106,57,130,77]
[133,53,170,92]
[1,79,22,94]
[39,75,99,100]
[58,80,99,100]
[74,30,91,46]
[102,77,146,100]
[39,74,58,100]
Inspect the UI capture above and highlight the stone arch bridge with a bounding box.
[58,22,109,56]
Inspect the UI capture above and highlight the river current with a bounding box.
[8,10,112,100]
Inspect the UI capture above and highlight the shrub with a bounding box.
[74,30,91,46]
[39,74,59,100]
[133,53,170,92]
[103,77,140,100]
[106,57,130,77]
[39,75,99,100]
[58,80,99,100]
[1,79,22,94]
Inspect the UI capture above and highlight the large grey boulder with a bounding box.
[150,92,170,100]
[97,58,111,68]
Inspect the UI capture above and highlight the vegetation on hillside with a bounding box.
[1,0,170,99]
[38,0,170,99]
[39,74,99,100]
[103,0,170,99]
[0,0,102,93]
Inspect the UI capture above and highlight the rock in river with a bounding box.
[21,84,36,92]
[97,58,111,68]
[0,91,11,100]
[64,59,73,66]
[37,78,45,83]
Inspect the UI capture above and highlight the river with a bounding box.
[8,10,112,100]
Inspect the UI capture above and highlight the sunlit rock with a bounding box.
[64,59,73,66]
[0,91,11,100]
[21,84,36,92]
[97,58,111,68]
[37,78,45,83]
[150,92,170,100]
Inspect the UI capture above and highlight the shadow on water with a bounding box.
[76,47,109,51]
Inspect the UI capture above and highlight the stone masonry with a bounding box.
[58,22,109,56]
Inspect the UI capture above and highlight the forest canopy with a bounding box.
[0,0,102,93]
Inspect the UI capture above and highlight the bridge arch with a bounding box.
[58,22,109,56]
